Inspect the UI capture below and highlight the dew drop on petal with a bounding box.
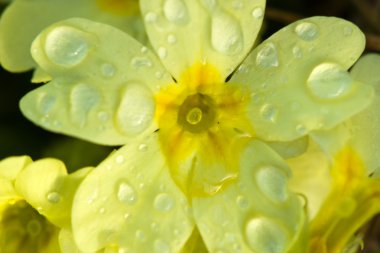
[163,0,189,25]
[292,46,302,58]
[117,181,137,205]
[256,42,279,68]
[131,57,153,68]
[211,12,243,55]
[307,63,353,99]
[158,47,168,59]
[97,111,109,122]
[116,83,155,135]
[115,155,125,164]
[45,26,89,67]
[70,84,100,127]
[252,7,264,19]
[295,124,307,135]
[138,143,148,152]
[245,218,287,253]
[167,34,177,44]
[135,230,145,241]
[37,93,56,115]
[200,0,216,11]
[145,12,158,23]
[46,191,61,204]
[343,26,353,36]
[255,166,288,202]
[236,195,249,209]
[260,104,278,122]
[101,63,116,78]
[154,193,174,212]
[295,22,319,41]
[154,239,171,253]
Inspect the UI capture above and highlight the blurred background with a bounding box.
[0,0,379,251]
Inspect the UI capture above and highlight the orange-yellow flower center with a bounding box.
[155,63,254,197]
[96,0,139,17]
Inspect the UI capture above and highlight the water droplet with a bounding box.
[200,0,216,11]
[151,222,159,231]
[115,155,125,164]
[307,63,353,99]
[46,191,61,204]
[138,143,148,152]
[135,230,145,241]
[117,181,137,205]
[123,213,130,219]
[141,46,149,54]
[154,239,171,253]
[252,7,264,19]
[245,218,287,253]
[131,57,153,68]
[154,193,174,212]
[260,104,278,122]
[116,83,155,135]
[295,124,307,134]
[256,42,279,68]
[37,93,56,115]
[158,47,168,59]
[163,0,189,25]
[232,0,243,9]
[145,12,158,23]
[99,207,106,214]
[211,12,243,55]
[292,46,302,58]
[167,34,177,44]
[155,71,164,79]
[295,22,319,41]
[70,84,100,127]
[343,26,353,36]
[256,166,288,202]
[101,63,116,78]
[87,189,98,204]
[45,26,89,67]
[98,111,109,122]
[236,195,249,209]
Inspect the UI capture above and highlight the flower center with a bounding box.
[96,0,139,16]
[0,200,58,252]
[155,63,254,197]
[178,94,216,133]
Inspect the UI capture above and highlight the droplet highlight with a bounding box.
[295,22,319,41]
[256,42,279,68]
[154,193,174,212]
[163,0,189,25]
[256,166,288,202]
[46,191,61,204]
[117,181,137,205]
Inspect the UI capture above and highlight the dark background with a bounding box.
[0,1,379,251]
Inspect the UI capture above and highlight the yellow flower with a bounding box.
[0,155,92,252]
[0,0,144,82]
[18,0,374,252]
[289,53,380,253]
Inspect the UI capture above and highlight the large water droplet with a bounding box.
[163,0,189,25]
[70,84,100,127]
[154,239,171,253]
[211,12,243,55]
[307,63,353,99]
[245,218,287,253]
[154,193,174,212]
[37,93,56,115]
[117,181,137,205]
[45,26,89,67]
[260,104,278,122]
[256,166,288,202]
[256,42,279,68]
[116,83,155,135]
[46,191,61,204]
[295,22,319,41]
[158,47,168,59]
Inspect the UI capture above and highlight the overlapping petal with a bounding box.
[231,17,373,142]
[20,18,172,145]
[140,0,265,79]
[0,0,145,72]
[72,133,194,253]
[193,140,306,252]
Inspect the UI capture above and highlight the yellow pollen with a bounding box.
[186,107,202,125]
